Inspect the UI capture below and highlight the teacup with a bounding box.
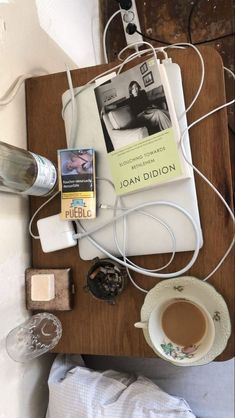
[134,297,215,364]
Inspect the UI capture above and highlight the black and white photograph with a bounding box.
[94,61,172,153]
[143,71,154,87]
[140,62,148,74]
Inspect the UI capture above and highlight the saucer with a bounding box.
[140,276,231,366]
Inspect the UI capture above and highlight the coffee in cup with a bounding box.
[162,300,206,347]
[134,297,215,364]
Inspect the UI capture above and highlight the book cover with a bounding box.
[94,59,188,195]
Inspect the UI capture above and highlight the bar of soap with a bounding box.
[31,274,55,301]
[25,268,74,311]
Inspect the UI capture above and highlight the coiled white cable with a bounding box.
[117,41,205,119]
[100,178,176,289]
[62,42,173,117]
[113,199,177,272]
[29,42,234,292]
[113,195,176,293]
[62,42,204,123]
[94,178,177,273]
[165,42,205,116]
[72,44,234,287]
[117,45,168,75]
[4,39,232,289]
[74,200,201,278]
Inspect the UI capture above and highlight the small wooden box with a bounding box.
[25,268,74,311]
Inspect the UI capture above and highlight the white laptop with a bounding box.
[62,60,203,260]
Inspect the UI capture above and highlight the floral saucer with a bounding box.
[140,276,231,366]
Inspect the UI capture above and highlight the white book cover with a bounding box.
[93,59,190,195]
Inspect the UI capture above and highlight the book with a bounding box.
[94,59,189,195]
[61,58,202,259]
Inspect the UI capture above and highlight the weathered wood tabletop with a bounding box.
[26,47,234,360]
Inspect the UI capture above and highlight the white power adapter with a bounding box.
[37,214,77,253]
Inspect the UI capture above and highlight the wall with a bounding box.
[0,1,101,417]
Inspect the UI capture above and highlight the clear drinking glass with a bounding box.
[6,313,62,362]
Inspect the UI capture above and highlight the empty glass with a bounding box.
[6,313,62,362]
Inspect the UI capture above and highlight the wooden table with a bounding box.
[26,47,234,360]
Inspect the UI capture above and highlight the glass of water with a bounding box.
[6,313,62,362]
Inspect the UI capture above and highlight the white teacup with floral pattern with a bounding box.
[134,297,215,364]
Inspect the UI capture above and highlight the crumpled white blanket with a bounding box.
[46,355,196,418]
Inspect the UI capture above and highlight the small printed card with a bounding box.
[57,148,96,220]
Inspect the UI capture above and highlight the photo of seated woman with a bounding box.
[95,64,172,152]
[127,81,172,135]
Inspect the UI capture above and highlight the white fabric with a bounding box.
[84,355,235,418]
[46,355,196,418]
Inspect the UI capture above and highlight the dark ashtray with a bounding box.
[85,258,127,304]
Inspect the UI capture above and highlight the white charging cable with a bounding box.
[0,74,33,106]
[117,44,169,76]
[0,72,47,106]
[115,42,234,277]
[103,10,122,64]
[29,42,234,292]
[74,200,201,278]
[113,195,177,293]
[97,179,177,274]
[62,43,179,117]
[117,41,205,119]
[62,42,205,122]
[165,42,205,116]
[71,43,234,287]
[178,66,235,282]
[65,64,78,149]
[62,61,131,118]
[107,194,175,293]
[113,197,177,272]
[29,190,61,239]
